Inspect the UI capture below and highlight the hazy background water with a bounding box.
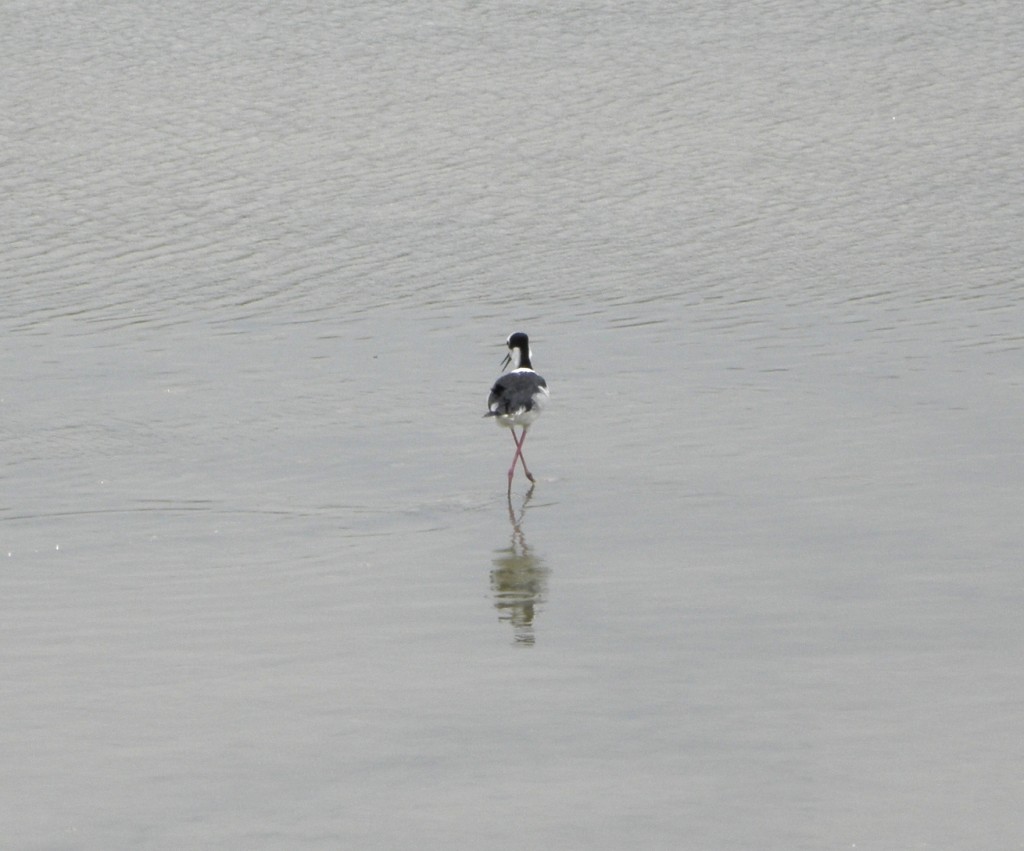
[3,0,1023,848]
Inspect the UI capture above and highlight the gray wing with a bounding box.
[486,372,547,416]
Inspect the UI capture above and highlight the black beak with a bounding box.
[500,351,512,370]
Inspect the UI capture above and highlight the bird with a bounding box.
[485,332,549,493]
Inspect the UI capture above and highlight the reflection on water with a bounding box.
[490,486,549,646]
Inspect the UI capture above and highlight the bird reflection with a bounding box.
[490,485,549,646]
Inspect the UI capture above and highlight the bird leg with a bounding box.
[509,428,535,484]
[506,429,517,495]
[506,429,519,490]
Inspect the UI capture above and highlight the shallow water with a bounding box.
[3,0,1023,848]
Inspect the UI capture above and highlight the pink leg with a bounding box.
[507,429,519,489]
[509,428,535,483]
[507,430,516,489]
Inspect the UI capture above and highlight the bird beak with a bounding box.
[500,351,512,370]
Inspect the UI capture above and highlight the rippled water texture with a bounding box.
[3,0,1023,848]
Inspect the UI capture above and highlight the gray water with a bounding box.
[3,1,1023,848]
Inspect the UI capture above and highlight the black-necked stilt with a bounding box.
[485,332,549,493]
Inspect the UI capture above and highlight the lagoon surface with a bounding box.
[3,1,1023,848]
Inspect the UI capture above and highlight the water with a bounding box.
[3,0,1023,848]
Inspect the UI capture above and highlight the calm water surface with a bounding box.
[3,0,1023,848]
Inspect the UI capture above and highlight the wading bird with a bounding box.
[485,332,549,493]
